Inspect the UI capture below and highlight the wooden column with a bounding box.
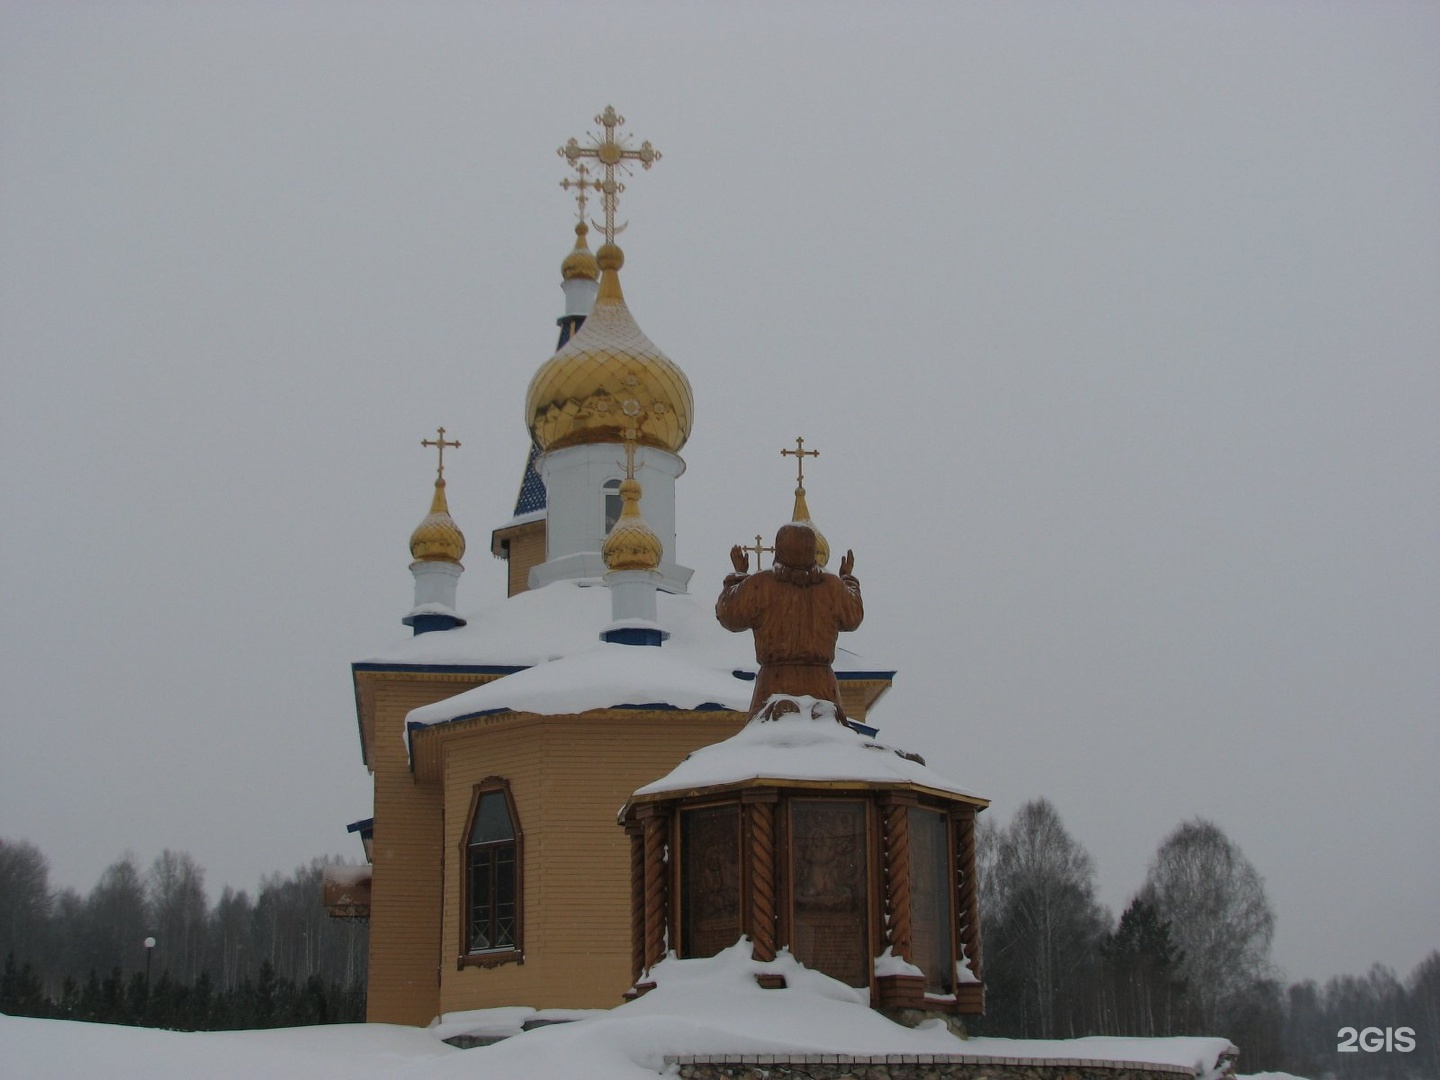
[625,820,645,984]
[639,805,670,974]
[880,799,914,962]
[952,804,984,1013]
[742,790,779,962]
[875,793,926,1011]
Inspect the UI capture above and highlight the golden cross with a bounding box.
[741,533,775,569]
[559,162,600,224]
[781,436,820,493]
[421,426,460,481]
[558,106,661,244]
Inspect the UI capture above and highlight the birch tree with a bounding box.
[1144,819,1274,1031]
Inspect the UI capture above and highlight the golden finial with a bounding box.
[781,436,829,568]
[421,427,460,481]
[602,427,662,573]
[558,106,661,245]
[561,221,599,283]
[559,161,601,283]
[411,428,465,564]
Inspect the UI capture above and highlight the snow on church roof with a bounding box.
[407,641,753,729]
[630,696,986,804]
[361,578,891,678]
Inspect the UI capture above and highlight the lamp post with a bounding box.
[143,936,156,989]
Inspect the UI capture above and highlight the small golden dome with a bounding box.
[526,244,693,455]
[602,476,663,572]
[791,487,830,568]
[561,222,599,282]
[410,479,466,563]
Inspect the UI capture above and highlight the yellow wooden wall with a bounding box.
[432,709,746,1014]
[357,671,490,1026]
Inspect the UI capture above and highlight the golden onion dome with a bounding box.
[791,487,830,568]
[602,476,663,572]
[560,222,599,282]
[409,479,466,564]
[526,242,693,455]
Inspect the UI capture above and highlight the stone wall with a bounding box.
[670,1055,1211,1080]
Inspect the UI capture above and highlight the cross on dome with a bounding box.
[558,106,661,244]
[560,161,599,224]
[421,427,460,481]
[781,436,819,494]
[781,435,830,568]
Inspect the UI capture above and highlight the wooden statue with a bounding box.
[716,523,863,720]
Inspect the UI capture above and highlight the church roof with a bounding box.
[512,444,547,516]
[360,579,891,679]
[406,642,752,730]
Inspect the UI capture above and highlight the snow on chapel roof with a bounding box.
[630,696,986,805]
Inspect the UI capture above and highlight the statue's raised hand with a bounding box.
[839,549,855,577]
[730,545,749,574]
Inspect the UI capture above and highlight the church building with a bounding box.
[339,109,902,1026]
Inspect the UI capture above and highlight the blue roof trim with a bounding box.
[731,669,895,682]
[409,700,736,735]
[353,662,528,676]
[346,817,374,835]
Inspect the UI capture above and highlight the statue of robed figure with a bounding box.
[716,523,864,721]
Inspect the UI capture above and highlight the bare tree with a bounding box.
[82,855,151,978]
[0,838,51,968]
[1409,951,1440,1080]
[1144,819,1274,1031]
[147,850,208,983]
[985,799,1108,1038]
[1102,894,1188,1036]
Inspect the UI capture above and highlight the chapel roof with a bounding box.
[628,695,987,807]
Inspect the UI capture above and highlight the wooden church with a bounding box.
[332,107,984,1029]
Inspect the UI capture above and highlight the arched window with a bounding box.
[603,478,622,535]
[462,781,522,963]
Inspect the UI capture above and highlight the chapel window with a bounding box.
[603,478,622,534]
[908,806,954,995]
[465,784,520,955]
[679,804,741,958]
[789,799,869,987]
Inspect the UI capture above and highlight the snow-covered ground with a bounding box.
[2,945,1256,1080]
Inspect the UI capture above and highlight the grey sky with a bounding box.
[1,2,1435,986]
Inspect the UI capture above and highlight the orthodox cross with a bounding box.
[558,106,661,243]
[421,427,460,481]
[741,533,775,570]
[559,161,599,223]
[781,436,820,493]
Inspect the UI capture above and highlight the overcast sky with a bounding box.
[1,2,1436,987]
